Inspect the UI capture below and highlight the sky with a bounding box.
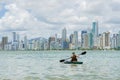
[0,0,120,40]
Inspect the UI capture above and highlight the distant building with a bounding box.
[13,32,17,42]
[19,40,24,50]
[111,34,117,49]
[24,36,28,50]
[92,21,99,48]
[88,31,94,49]
[117,31,120,49]
[102,32,110,49]
[12,32,19,50]
[73,31,78,49]
[62,28,67,42]
[1,36,8,50]
[5,42,12,50]
[62,28,69,49]
[81,30,87,48]
[82,33,89,49]
[92,21,99,37]
[69,34,73,43]
[98,34,103,49]
[48,37,55,50]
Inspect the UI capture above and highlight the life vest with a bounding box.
[71,55,77,62]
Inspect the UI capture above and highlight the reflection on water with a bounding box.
[23,76,41,80]
[70,64,78,68]
[0,50,120,80]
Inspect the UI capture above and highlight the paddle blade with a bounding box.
[81,51,86,55]
[60,59,65,62]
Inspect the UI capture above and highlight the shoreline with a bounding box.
[0,49,120,51]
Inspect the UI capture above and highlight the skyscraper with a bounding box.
[48,37,55,49]
[62,28,67,42]
[2,36,8,50]
[13,32,17,42]
[92,21,98,37]
[69,34,73,43]
[73,31,78,49]
[24,36,28,50]
[111,34,117,49]
[88,32,93,49]
[12,32,19,50]
[117,31,120,49]
[102,32,110,49]
[81,30,87,48]
[92,21,99,48]
[62,28,69,49]
[98,34,103,49]
[82,33,89,49]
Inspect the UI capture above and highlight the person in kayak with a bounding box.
[71,52,78,62]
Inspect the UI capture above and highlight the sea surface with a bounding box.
[0,50,120,80]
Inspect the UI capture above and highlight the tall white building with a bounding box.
[73,31,78,49]
[62,28,67,42]
[62,28,69,49]
[111,34,117,49]
[24,36,28,50]
[117,31,120,49]
[82,33,89,49]
[102,32,110,49]
[12,32,19,50]
[98,34,103,49]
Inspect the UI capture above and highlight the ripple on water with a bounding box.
[45,75,71,80]
[0,76,12,80]
[23,76,41,80]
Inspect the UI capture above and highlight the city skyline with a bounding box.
[0,0,120,39]
[0,23,120,50]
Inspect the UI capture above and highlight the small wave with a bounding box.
[45,75,70,80]
[23,76,41,80]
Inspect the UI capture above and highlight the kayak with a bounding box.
[64,61,83,64]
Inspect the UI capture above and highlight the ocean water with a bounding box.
[0,50,120,80]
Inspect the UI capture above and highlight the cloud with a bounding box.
[106,17,120,24]
[0,0,120,40]
[110,2,120,11]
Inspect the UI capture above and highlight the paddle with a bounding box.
[59,51,86,62]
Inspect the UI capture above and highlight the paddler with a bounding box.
[71,52,78,62]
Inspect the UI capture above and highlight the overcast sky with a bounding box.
[0,0,120,40]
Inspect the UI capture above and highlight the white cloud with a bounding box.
[0,0,120,40]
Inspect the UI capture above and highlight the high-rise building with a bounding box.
[73,31,78,49]
[111,34,117,49]
[62,28,69,49]
[82,33,89,49]
[48,37,55,49]
[98,34,103,49]
[69,34,73,43]
[55,34,57,42]
[102,32,110,49]
[24,36,27,50]
[62,28,67,42]
[12,32,19,50]
[92,21,99,48]
[88,31,93,49]
[81,30,87,48]
[13,32,17,42]
[92,21,98,37]
[117,31,120,49]
[2,36,8,50]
